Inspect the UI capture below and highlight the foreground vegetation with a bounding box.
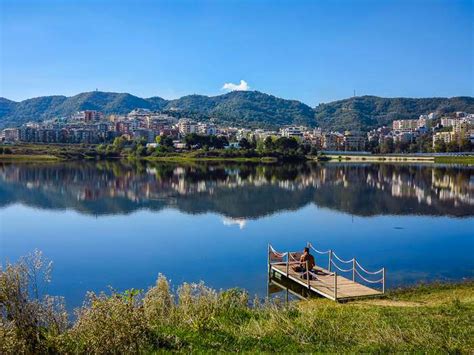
[1,251,473,353]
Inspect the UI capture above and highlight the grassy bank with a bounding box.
[0,144,299,163]
[0,143,105,161]
[434,155,474,164]
[1,252,472,353]
[0,154,60,162]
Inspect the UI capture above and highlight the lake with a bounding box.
[0,161,473,308]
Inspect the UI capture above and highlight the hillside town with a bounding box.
[1,108,473,152]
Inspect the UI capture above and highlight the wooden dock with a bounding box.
[268,243,385,301]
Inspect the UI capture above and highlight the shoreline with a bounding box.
[2,153,473,165]
[0,143,473,165]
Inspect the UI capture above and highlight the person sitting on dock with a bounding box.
[292,247,315,274]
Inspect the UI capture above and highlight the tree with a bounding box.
[274,137,298,151]
[239,138,251,149]
[380,138,394,154]
[264,136,274,150]
[434,140,447,153]
[159,135,174,148]
[446,141,459,153]
[250,136,257,149]
[459,137,472,152]
[135,145,146,157]
[113,136,126,150]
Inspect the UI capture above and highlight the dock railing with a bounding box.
[307,242,386,294]
[268,244,386,300]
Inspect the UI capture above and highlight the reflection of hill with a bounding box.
[0,161,472,218]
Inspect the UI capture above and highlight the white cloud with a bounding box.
[222,80,249,92]
[222,217,247,230]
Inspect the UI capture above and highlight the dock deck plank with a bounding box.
[271,264,382,301]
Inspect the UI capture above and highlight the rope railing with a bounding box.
[330,259,353,273]
[307,243,330,255]
[288,252,301,262]
[354,269,384,284]
[268,243,386,299]
[269,245,288,259]
[355,260,384,275]
[332,252,354,264]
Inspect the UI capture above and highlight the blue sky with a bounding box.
[1,0,472,105]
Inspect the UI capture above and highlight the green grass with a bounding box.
[2,251,473,353]
[0,154,60,161]
[434,155,474,164]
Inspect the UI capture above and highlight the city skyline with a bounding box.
[1,0,473,105]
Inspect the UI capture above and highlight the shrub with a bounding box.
[176,282,219,331]
[66,289,150,353]
[143,274,174,326]
[0,250,68,353]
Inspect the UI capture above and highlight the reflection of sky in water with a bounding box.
[1,203,473,310]
[0,162,473,309]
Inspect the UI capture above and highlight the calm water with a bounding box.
[0,161,473,308]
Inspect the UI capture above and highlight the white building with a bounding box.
[197,123,217,135]
[280,126,304,138]
[392,119,418,132]
[2,128,20,142]
[178,119,197,135]
[72,110,103,122]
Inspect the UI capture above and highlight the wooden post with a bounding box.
[267,244,271,277]
[334,272,338,301]
[328,250,332,272]
[382,268,386,294]
[352,258,356,282]
[306,260,310,289]
[286,252,289,277]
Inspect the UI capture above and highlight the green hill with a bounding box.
[165,91,315,127]
[314,95,474,131]
[0,91,472,131]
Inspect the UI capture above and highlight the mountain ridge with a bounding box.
[1,90,473,131]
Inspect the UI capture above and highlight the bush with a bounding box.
[143,274,174,326]
[0,250,68,353]
[65,290,150,353]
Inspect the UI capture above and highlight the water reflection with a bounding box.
[0,161,472,217]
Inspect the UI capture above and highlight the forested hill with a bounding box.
[0,90,472,131]
[314,96,474,131]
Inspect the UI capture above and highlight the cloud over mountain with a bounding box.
[222,80,249,92]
